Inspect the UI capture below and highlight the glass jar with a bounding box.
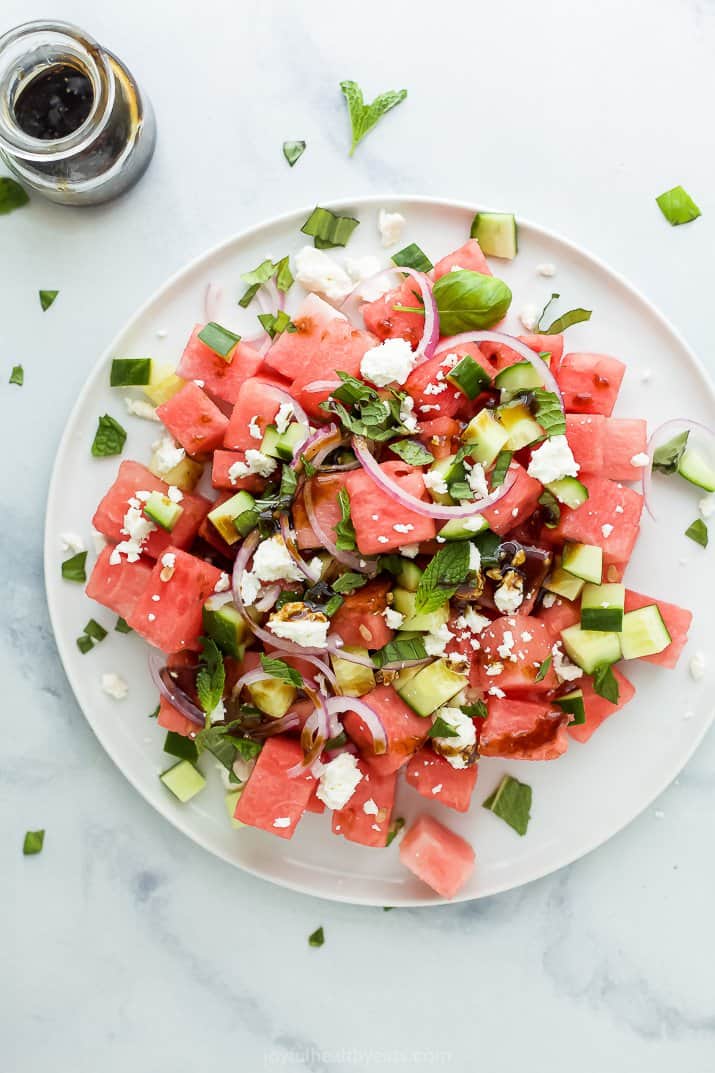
[0,20,156,205]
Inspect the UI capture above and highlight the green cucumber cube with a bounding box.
[619,605,671,660]
[143,491,184,532]
[561,624,621,674]
[580,583,625,633]
[562,542,603,584]
[397,659,467,717]
[160,760,206,802]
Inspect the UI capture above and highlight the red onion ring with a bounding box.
[301,379,342,396]
[303,479,378,575]
[279,512,322,583]
[399,267,439,362]
[434,330,563,404]
[287,696,330,776]
[352,434,517,520]
[204,282,223,322]
[147,651,205,728]
[325,695,387,755]
[290,424,343,473]
[643,418,715,520]
[261,384,309,432]
[253,583,281,613]
[253,711,302,737]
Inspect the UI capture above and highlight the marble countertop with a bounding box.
[2,1,714,1070]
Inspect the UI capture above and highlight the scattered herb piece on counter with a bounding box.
[308,926,325,948]
[9,364,23,386]
[656,185,701,226]
[91,414,126,457]
[283,140,306,167]
[23,829,45,855]
[39,289,59,311]
[339,80,407,156]
[685,518,708,547]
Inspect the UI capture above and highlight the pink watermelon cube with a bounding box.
[343,684,430,774]
[211,450,266,492]
[292,472,351,550]
[127,546,222,651]
[263,294,347,380]
[481,462,543,535]
[478,615,558,693]
[602,418,648,481]
[624,589,693,668]
[481,332,564,371]
[362,276,427,350]
[556,353,626,416]
[290,321,378,421]
[542,474,643,565]
[329,579,394,650]
[399,814,476,899]
[480,697,569,760]
[536,597,581,637]
[234,737,315,839]
[565,413,606,474]
[156,381,228,456]
[568,667,636,743]
[157,695,199,739]
[85,544,153,620]
[345,461,437,554]
[331,760,397,847]
[223,377,284,452]
[405,748,478,812]
[433,238,492,280]
[405,350,480,419]
[177,324,265,405]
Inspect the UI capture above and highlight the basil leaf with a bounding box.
[301,205,360,249]
[592,663,619,704]
[61,551,87,582]
[332,572,368,594]
[308,926,325,947]
[339,80,408,156]
[257,312,295,339]
[537,292,559,328]
[234,738,262,762]
[385,816,405,847]
[115,616,132,634]
[283,140,306,167]
[653,431,688,474]
[22,829,45,855]
[372,636,427,669]
[274,255,294,294]
[491,450,513,487]
[392,243,433,273]
[537,293,592,335]
[538,490,561,528]
[473,530,501,567]
[483,775,532,836]
[685,518,708,547]
[332,371,377,407]
[39,289,59,311]
[91,414,126,457]
[461,700,487,719]
[535,654,552,682]
[84,619,108,641]
[259,653,303,688]
[428,716,459,738]
[656,185,701,226]
[196,636,226,721]
[9,364,23,386]
[388,439,434,467]
[533,389,566,437]
[110,358,152,387]
[414,542,471,615]
[432,270,512,335]
[76,634,94,654]
[334,488,357,552]
[0,177,29,215]
[239,259,276,308]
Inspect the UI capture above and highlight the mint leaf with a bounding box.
[332,572,368,594]
[334,488,357,551]
[533,389,566,437]
[339,80,407,156]
[61,551,87,582]
[196,637,225,722]
[234,738,262,762]
[22,829,45,855]
[259,653,303,688]
[372,636,427,669]
[685,518,708,547]
[592,663,619,704]
[388,439,434,467]
[414,542,471,615]
[461,700,487,719]
[91,414,126,457]
[653,431,688,474]
[656,185,701,226]
[283,141,306,167]
[0,177,29,215]
[9,364,23,386]
[428,716,459,739]
[39,289,59,311]
[483,775,532,836]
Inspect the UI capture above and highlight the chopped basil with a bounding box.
[39,289,59,311]
[656,185,701,226]
[61,551,87,583]
[9,364,23,386]
[76,634,94,654]
[388,439,434,467]
[332,371,377,408]
[300,454,317,478]
[332,572,368,594]
[323,593,344,617]
[533,389,566,437]
[372,635,428,669]
[260,653,304,688]
[91,414,126,457]
[483,775,532,836]
[538,490,561,528]
[432,270,512,335]
[537,294,592,334]
[110,358,152,387]
[491,450,513,488]
[239,259,277,308]
[22,829,45,855]
[196,636,226,722]
[446,354,491,399]
[392,243,433,273]
[428,715,459,738]
[685,518,708,547]
[448,481,473,502]
[274,255,294,294]
[461,700,487,719]
[283,140,306,167]
[115,616,132,634]
[234,738,262,762]
[0,177,29,214]
[334,488,357,551]
[385,816,405,847]
[325,730,347,750]
[163,730,199,762]
[198,321,241,359]
[414,542,471,615]
[592,663,619,704]
[258,310,296,340]
[308,926,325,947]
[653,431,688,474]
[301,205,360,249]
[339,80,407,156]
[535,654,552,682]
[84,619,108,641]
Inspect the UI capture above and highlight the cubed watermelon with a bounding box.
[405,748,478,812]
[342,684,430,774]
[568,667,636,743]
[156,381,229,456]
[602,418,648,481]
[478,614,558,693]
[127,546,222,651]
[405,348,489,420]
[482,332,564,371]
[263,294,348,380]
[556,353,626,416]
[331,760,397,847]
[211,450,266,492]
[292,472,352,550]
[541,475,643,566]
[565,413,606,474]
[157,695,199,738]
[223,376,286,452]
[329,578,393,649]
[234,736,315,839]
[85,545,153,620]
[290,321,378,421]
[536,596,581,637]
[399,814,476,899]
[361,276,426,349]
[417,416,461,460]
[481,462,543,535]
[432,239,492,280]
[177,324,264,405]
[624,589,693,668]
[345,461,437,554]
[305,783,326,814]
[480,696,569,760]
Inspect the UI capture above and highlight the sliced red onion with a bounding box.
[295,655,339,692]
[303,478,378,574]
[262,384,309,431]
[319,460,360,473]
[325,695,387,755]
[253,711,301,737]
[352,434,516,520]
[399,267,439,362]
[253,583,281,613]
[643,418,715,520]
[301,378,342,395]
[434,329,563,404]
[204,282,223,322]
[279,512,322,583]
[290,423,343,472]
[231,667,280,698]
[287,697,330,776]
[147,651,204,728]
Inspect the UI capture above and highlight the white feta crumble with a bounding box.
[423,469,449,495]
[542,591,557,608]
[294,245,354,303]
[267,612,329,648]
[519,302,541,331]
[273,817,291,829]
[521,631,533,642]
[109,496,157,564]
[239,570,261,606]
[344,256,391,301]
[420,404,441,413]
[494,575,524,614]
[424,381,448,396]
[248,415,262,440]
[214,572,230,593]
[101,672,128,700]
[156,328,168,339]
[316,753,364,809]
[151,433,185,476]
[689,650,706,681]
[363,797,379,816]
[455,608,490,634]
[360,337,417,388]
[402,543,420,559]
[466,461,489,500]
[378,209,406,248]
[463,515,485,533]
[601,523,614,538]
[552,642,582,683]
[393,523,414,534]
[252,535,303,583]
[124,397,160,421]
[228,450,277,482]
[536,263,556,278]
[399,395,418,432]
[497,630,517,661]
[527,435,580,484]
[630,452,649,468]
[424,623,455,657]
[377,535,389,545]
[641,370,653,383]
[615,504,624,515]
[699,494,715,520]
[431,707,476,770]
[484,661,504,676]
[275,401,294,435]
[431,784,443,795]
[488,685,506,698]
[60,532,85,555]
[468,543,481,573]
[384,607,405,629]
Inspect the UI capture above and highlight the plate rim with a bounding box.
[43,193,715,906]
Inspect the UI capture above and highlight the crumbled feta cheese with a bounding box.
[467,461,489,500]
[124,397,160,421]
[363,797,379,816]
[228,450,277,482]
[689,650,706,681]
[166,486,183,505]
[378,209,406,248]
[156,328,168,339]
[60,532,85,554]
[494,572,524,614]
[273,817,291,829]
[275,402,294,435]
[214,572,230,593]
[316,753,364,809]
[252,536,304,583]
[455,608,490,634]
[384,607,405,630]
[424,622,455,657]
[519,303,541,331]
[402,543,420,559]
[521,631,533,642]
[615,504,624,515]
[294,245,354,303]
[527,435,579,484]
[344,256,392,301]
[463,515,485,532]
[101,672,128,700]
[240,570,261,606]
[484,662,504,676]
[151,434,185,476]
[536,263,556,277]
[267,607,329,647]
[151,594,160,602]
[419,404,441,413]
[424,381,448,396]
[360,337,417,388]
[393,523,414,534]
[377,535,389,545]
[431,707,476,769]
[641,370,653,383]
[552,642,582,683]
[423,469,449,495]
[542,592,557,608]
[601,523,614,538]
[699,494,715,519]
[248,415,262,440]
[488,685,506,698]
[468,543,481,573]
[630,453,649,468]
[431,784,443,794]
[399,395,418,432]
[497,630,517,661]
[109,495,157,564]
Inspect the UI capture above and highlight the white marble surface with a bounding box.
[2,1,715,1070]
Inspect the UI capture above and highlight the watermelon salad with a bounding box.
[75,207,714,901]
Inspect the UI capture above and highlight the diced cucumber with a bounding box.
[248,676,296,719]
[163,730,199,762]
[394,559,423,592]
[553,689,586,725]
[397,659,467,717]
[580,583,625,632]
[546,477,589,510]
[439,515,489,541]
[202,599,249,659]
[160,759,206,803]
[470,212,518,259]
[393,664,422,691]
[544,564,585,601]
[494,361,544,395]
[562,542,603,584]
[496,401,544,451]
[446,354,492,399]
[677,447,715,493]
[208,490,256,545]
[392,588,449,632]
[330,646,375,697]
[261,422,309,462]
[144,370,185,406]
[148,452,203,491]
[463,408,510,466]
[619,605,671,660]
[426,454,464,505]
[561,625,621,674]
[225,788,245,828]
[143,491,183,532]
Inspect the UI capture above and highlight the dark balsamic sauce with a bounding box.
[15,64,93,140]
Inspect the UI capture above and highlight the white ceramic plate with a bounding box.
[44,195,715,906]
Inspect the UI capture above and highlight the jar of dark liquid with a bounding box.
[0,21,156,205]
